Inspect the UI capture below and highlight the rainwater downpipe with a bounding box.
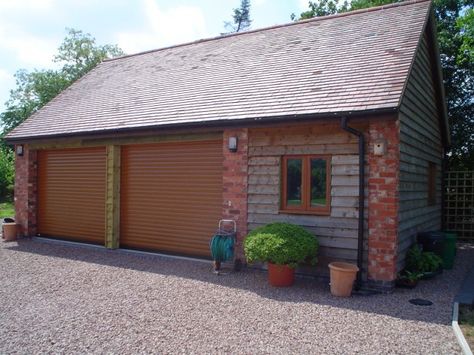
[340,116,365,288]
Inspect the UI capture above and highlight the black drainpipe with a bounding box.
[340,116,365,288]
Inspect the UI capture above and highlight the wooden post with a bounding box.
[105,145,121,249]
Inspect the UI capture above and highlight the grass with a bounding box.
[459,305,474,350]
[0,201,14,219]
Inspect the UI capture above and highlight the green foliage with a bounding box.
[293,0,474,170]
[224,0,252,33]
[0,147,14,201]
[0,28,124,136]
[349,0,402,11]
[419,252,443,272]
[54,28,124,82]
[405,244,443,273]
[292,0,348,19]
[398,269,423,282]
[405,243,424,272]
[435,0,474,170]
[244,222,318,268]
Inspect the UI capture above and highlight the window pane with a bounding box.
[311,159,327,207]
[286,159,302,206]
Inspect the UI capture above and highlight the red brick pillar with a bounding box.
[367,120,400,290]
[222,128,248,261]
[14,145,38,237]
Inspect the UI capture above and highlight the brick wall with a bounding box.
[14,145,38,237]
[222,128,249,261]
[367,120,400,289]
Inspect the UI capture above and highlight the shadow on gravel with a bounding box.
[5,238,474,326]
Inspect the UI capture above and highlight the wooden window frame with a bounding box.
[280,155,331,215]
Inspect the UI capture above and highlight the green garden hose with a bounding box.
[209,234,235,262]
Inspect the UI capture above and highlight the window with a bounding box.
[428,162,437,206]
[281,155,331,215]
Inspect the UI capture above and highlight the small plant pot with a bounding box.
[267,262,295,287]
[328,262,359,297]
[2,223,17,242]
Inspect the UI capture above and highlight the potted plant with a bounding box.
[405,244,443,279]
[244,222,318,287]
[418,252,443,279]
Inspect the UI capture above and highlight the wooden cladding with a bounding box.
[428,162,437,206]
[120,140,223,257]
[37,147,106,244]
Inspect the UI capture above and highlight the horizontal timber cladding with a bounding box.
[397,33,443,270]
[37,147,106,244]
[248,124,368,270]
[120,140,223,257]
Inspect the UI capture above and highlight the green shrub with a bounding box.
[405,244,423,272]
[244,222,318,268]
[0,147,14,201]
[419,252,443,272]
[405,244,443,273]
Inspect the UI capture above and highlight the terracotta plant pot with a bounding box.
[268,262,295,287]
[328,262,359,297]
[2,223,17,242]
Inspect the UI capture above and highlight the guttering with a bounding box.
[5,107,398,144]
[340,116,365,288]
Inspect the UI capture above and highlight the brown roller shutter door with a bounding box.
[37,147,106,244]
[121,140,223,257]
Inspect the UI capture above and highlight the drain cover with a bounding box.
[409,298,433,306]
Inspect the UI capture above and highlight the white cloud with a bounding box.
[116,0,208,54]
[0,26,57,68]
[0,0,54,11]
[0,0,58,69]
[254,0,267,6]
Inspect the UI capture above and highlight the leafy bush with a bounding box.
[244,222,318,268]
[405,244,443,273]
[419,252,443,273]
[398,270,423,282]
[405,244,423,272]
[0,147,14,201]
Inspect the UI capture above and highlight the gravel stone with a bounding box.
[0,238,472,354]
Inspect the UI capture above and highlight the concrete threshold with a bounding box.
[35,236,211,265]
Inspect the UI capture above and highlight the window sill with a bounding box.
[279,209,331,216]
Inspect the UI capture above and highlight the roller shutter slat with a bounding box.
[37,147,106,244]
[121,140,223,257]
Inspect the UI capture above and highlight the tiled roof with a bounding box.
[7,0,432,140]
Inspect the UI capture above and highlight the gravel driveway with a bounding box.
[1,238,472,354]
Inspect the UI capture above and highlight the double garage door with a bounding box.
[37,140,223,257]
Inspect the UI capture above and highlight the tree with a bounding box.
[0,146,14,201]
[291,0,349,19]
[0,28,124,136]
[0,28,124,200]
[293,0,474,170]
[224,0,252,33]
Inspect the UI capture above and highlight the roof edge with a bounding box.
[5,107,398,144]
[105,0,432,63]
[395,2,450,147]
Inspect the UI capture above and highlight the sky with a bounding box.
[0,0,310,113]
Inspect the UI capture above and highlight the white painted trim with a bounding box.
[453,302,473,355]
